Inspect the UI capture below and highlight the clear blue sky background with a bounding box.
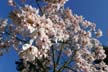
[0,0,108,72]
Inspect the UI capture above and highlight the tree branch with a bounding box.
[56,43,64,66]
[51,45,56,72]
[57,50,77,72]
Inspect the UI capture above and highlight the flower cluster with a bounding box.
[0,0,107,72]
[9,3,69,61]
[19,39,49,61]
[0,19,10,55]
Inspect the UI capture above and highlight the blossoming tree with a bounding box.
[0,0,108,72]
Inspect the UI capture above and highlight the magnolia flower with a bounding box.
[0,19,8,27]
[82,20,91,28]
[19,39,36,60]
[19,39,49,61]
[19,45,38,61]
[27,24,36,33]
[44,0,68,4]
[8,0,16,7]
[95,29,103,37]
[87,31,92,37]
[19,39,36,61]
[75,44,80,49]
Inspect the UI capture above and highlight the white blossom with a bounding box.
[0,0,107,71]
[95,29,103,37]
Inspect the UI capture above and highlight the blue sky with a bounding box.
[0,0,108,72]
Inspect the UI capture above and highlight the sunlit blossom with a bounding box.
[0,0,107,71]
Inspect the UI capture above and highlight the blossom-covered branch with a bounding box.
[0,0,107,72]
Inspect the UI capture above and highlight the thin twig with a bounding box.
[57,50,77,72]
[56,43,64,66]
[51,45,56,72]
[5,26,29,43]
